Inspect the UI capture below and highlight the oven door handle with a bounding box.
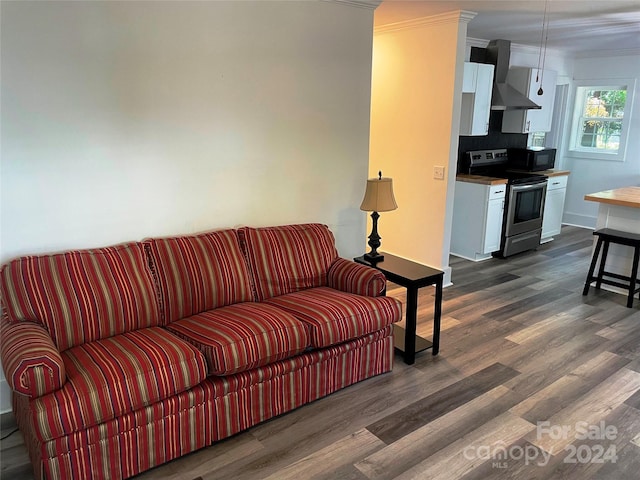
[511,181,547,192]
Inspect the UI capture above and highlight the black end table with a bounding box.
[354,252,443,365]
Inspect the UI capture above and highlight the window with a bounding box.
[568,81,634,161]
[528,132,547,148]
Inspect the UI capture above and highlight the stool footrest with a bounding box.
[586,274,640,293]
[583,229,640,308]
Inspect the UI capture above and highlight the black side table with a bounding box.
[355,252,443,365]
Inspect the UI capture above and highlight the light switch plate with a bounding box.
[434,166,445,180]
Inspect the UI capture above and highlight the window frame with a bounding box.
[566,79,635,162]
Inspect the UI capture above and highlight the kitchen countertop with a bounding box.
[456,169,570,185]
[584,186,640,209]
[506,169,571,177]
[538,169,571,177]
[456,174,508,186]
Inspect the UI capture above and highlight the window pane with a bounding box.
[572,85,628,155]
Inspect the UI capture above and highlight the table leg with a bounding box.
[432,278,442,355]
[404,286,418,364]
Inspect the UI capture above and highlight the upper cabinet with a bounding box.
[460,62,494,136]
[502,67,557,133]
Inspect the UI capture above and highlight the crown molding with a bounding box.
[466,37,489,49]
[575,47,640,59]
[324,0,382,10]
[375,10,477,35]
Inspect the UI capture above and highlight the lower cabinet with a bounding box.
[541,174,569,242]
[451,181,506,261]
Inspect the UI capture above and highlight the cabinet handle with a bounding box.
[526,120,530,132]
[552,182,560,185]
[495,190,504,194]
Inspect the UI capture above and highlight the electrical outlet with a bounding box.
[434,166,445,180]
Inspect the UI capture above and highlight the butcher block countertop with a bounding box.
[456,174,508,186]
[507,169,571,177]
[457,170,570,186]
[584,186,640,209]
[540,169,571,177]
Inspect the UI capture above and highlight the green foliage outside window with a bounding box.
[578,89,627,151]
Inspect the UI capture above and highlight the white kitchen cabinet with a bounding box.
[502,67,557,133]
[541,174,569,242]
[451,180,506,261]
[460,62,494,136]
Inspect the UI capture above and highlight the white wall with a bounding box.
[0,1,376,413]
[561,53,640,228]
[369,11,473,286]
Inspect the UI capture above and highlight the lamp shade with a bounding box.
[360,176,398,212]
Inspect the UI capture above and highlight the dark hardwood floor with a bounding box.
[2,225,640,479]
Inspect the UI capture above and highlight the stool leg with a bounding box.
[628,245,640,308]
[595,240,610,290]
[583,236,604,296]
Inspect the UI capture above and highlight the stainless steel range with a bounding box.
[465,149,548,258]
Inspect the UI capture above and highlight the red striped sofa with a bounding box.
[0,223,402,479]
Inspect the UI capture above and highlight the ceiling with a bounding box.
[373,1,640,55]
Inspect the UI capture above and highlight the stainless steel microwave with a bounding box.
[508,148,556,172]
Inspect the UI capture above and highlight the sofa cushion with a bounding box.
[239,224,338,302]
[145,229,254,323]
[32,327,207,441]
[0,243,161,351]
[264,287,402,348]
[166,303,310,376]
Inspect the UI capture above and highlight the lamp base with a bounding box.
[363,252,384,263]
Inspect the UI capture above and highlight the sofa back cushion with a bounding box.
[145,229,254,323]
[239,224,338,301]
[0,243,161,352]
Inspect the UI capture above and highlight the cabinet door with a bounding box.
[483,197,505,254]
[471,64,494,135]
[542,179,567,238]
[462,62,477,93]
[460,63,494,136]
[525,69,557,132]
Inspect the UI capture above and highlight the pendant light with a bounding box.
[535,0,550,96]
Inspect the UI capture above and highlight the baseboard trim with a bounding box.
[1,409,16,431]
[0,378,12,415]
[562,212,597,229]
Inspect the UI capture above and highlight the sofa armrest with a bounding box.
[0,320,66,398]
[327,257,387,297]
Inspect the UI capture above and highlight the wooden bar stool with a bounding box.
[583,228,640,308]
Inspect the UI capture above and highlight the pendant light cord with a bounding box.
[536,0,550,83]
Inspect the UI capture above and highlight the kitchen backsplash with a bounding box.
[457,110,528,173]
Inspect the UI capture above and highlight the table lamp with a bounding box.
[360,171,397,262]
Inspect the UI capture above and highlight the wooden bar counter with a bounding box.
[584,186,640,209]
[585,186,640,295]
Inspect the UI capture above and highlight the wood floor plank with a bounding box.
[260,429,383,480]
[525,368,640,455]
[444,337,522,377]
[134,434,265,480]
[545,403,640,480]
[355,386,522,480]
[509,351,631,423]
[366,363,520,445]
[501,327,609,398]
[390,412,535,480]
[483,286,575,322]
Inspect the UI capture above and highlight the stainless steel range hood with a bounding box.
[486,39,541,111]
